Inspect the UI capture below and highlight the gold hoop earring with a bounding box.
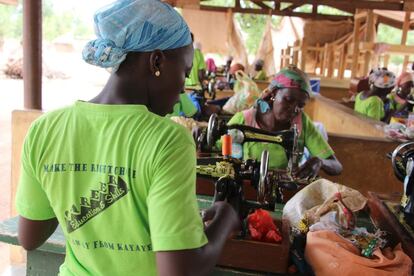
[155,70,161,77]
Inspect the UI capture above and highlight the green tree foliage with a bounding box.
[376,24,414,65]
[0,3,22,39]
[0,0,92,41]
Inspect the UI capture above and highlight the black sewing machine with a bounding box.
[389,142,414,236]
[197,113,301,173]
[190,77,216,105]
[196,114,311,227]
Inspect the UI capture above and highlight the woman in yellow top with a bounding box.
[354,68,396,121]
[227,66,342,178]
[252,59,267,81]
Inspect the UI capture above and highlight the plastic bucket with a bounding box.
[310,78,321,93]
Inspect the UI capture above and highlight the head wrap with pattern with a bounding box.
[82,0,192,71]
[269,66,311,95]
[396,72,414,87]
[369,68,396,89]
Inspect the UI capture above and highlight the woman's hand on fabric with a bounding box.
[295,157,322,179]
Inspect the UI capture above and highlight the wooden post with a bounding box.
[23,0,42,110]
[338,46,347,79]
[300,38,307,72]
[286,46,292,66]
[280,49,285,68]
[402,11,411,70]
[327,45,335,78]
[351,15,361,78]
[384,54,390,68]
[292,40,299,65]
[363,10,376,76]
[321,43,329,77]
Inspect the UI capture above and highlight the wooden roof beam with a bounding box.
[251,0,272,10]
[199,4,353,20]
[278,0,405,11]
[281,3,303,12]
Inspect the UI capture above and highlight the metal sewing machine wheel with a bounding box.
[211,151,272,236]
[206,113,228,150]
[391,141,414,218]
[391,141,414,182]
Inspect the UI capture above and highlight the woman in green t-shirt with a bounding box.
[227,66,342,179]
[16,1,240,276]
[354,68,396,122]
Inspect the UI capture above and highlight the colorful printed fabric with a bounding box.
[269,67,311,94]
[369,68,396,89]
[82,0,191,71]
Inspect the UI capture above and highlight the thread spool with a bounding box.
[222,134,232,157]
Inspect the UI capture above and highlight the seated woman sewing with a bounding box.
[354,68,396,122]
[225,66,342,178]
[387,71,414,117]
[168,92,199,118]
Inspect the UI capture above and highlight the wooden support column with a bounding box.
[338,46,347,79]
[23,0,42,110]
[363,10,376,76]
[292,40,299,65]
[351,15,361,78]
[384,54,390,68]
[286,46,292,66]
[300,38,307,72]
[321,43,329,77]
[280,49,285,68]
[401,11,411,70]
[327,46,335,78]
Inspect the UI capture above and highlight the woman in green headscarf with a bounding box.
[227,66,342,178]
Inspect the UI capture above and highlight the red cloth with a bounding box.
[247,209,282,243]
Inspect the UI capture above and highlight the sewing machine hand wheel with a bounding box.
[257,150,269,204]
[391,142,414,182]
[207,113,218,149]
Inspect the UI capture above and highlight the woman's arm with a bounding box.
[296,154,342,179]
[18,216,59,250]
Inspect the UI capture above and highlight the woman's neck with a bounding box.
[89,74,149,105]
[256,111,291,132]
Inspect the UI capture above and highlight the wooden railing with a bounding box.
[280,10,414,80]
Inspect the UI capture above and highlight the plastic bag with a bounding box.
[223,70,261,114]
[282,179,367,230]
